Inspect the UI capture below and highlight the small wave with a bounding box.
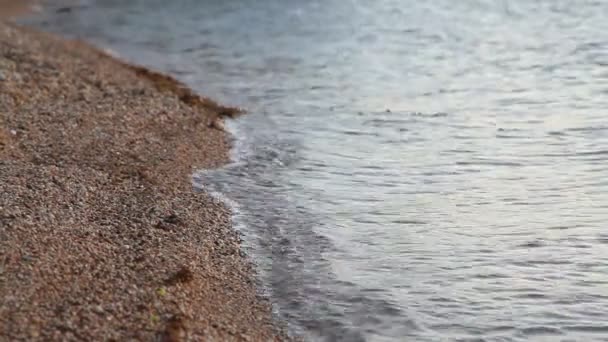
[496,134,530,139]
[342,129,379,137]
[512,292,548,299]
[519,326,564,336]
[566,126,608,132]
[411,111,449,117]
[391,219,427,225]
[577,150,608,156]
[571,41,607,55]
[563,325,608,333]
[516,240,546,248]
[471,272,510,279]
[443,149,474,154]
[456,160,523,167]
[180,42,219,53]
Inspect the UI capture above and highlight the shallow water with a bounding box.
[26,0,608,341]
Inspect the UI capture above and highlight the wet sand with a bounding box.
[0,21,286,341]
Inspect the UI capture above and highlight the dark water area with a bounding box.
[24,0,608,341]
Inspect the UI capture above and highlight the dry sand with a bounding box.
[0,21,287,341]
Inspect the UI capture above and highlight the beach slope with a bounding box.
[0,22,284,341]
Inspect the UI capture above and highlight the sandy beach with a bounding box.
[0,1,36,19]
[0,20,286,341]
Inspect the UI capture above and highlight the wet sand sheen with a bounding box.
[0,22,287,341]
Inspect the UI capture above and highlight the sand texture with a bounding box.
[0,22,286,341]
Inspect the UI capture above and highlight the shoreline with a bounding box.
[0,20,287,341]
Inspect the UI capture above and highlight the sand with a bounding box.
[0,1,37,19]
[0,21,287,341]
